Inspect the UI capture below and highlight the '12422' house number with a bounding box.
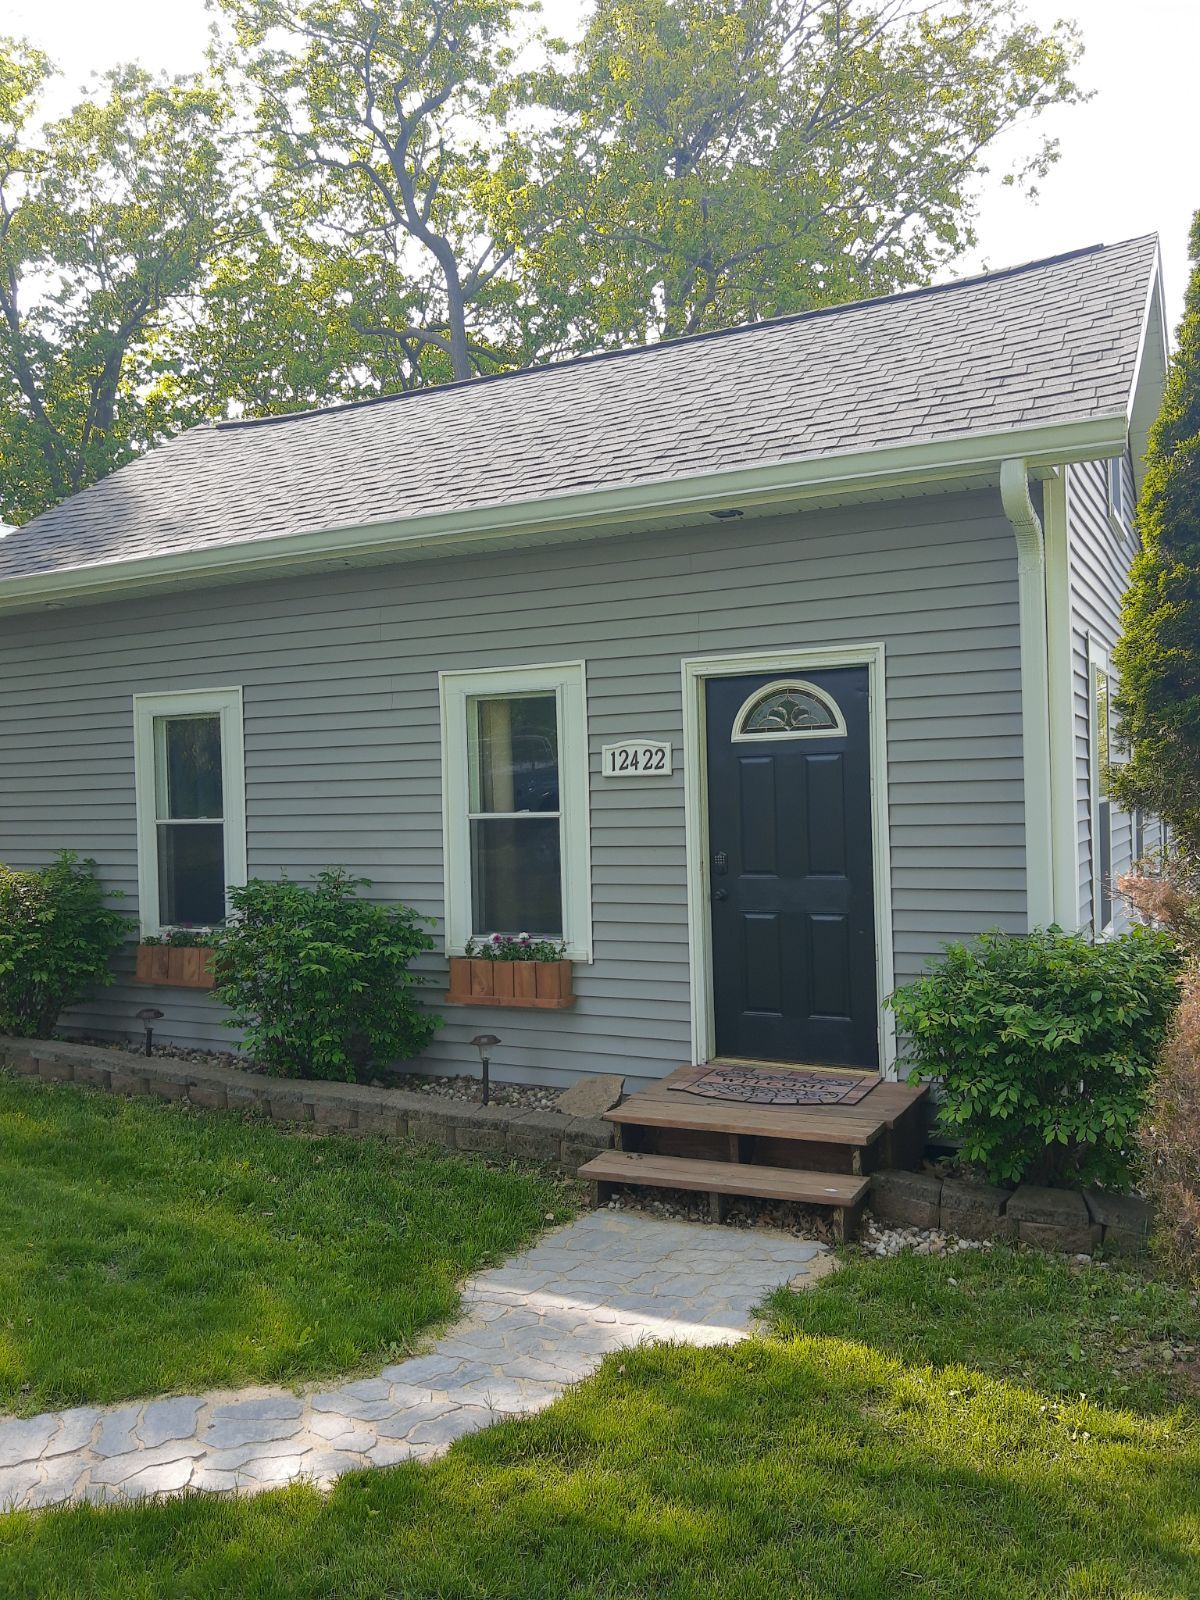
[601,739,673,777]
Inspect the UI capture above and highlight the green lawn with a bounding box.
[0,1070,572,1415]
[3,1243,1197,1598]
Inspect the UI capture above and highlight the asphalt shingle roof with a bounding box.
[0,235,1158,584]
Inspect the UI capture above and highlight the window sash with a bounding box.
[441,663,591,960]
[133,688,246,938]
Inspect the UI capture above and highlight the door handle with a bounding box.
[712,888,728,902]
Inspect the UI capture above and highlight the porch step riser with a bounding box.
[619,1125,870,1177]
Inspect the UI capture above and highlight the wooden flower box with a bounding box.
[134,944,217,990]
[446,956,576,1010]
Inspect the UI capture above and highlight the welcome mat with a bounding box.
[671,1063,878,1107]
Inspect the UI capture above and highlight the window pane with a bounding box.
[1095,669,1110,797]
[158,823,226,926]
[470,694,559,813]
[157,715,223,819]
[1099,799,1113,928]
[740,686,837,736]
[470,817,562,935]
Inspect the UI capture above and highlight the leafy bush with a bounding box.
[209,870,439,1081]
[1141,962,1200,1283]
[888,927,1183,1189]
[0,852,128,1036]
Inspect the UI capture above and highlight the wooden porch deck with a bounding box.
[579,1063,930,1240]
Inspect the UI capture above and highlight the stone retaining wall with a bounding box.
[870,1168,1153,1255]
[0,1037,613,1177]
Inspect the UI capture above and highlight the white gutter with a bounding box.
[1000,458,1055,930]
[0,414,1129,615]
[1041,468,1080,928]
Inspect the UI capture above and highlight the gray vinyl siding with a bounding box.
[1065,457,1140,935]
[0,488,1024,1087]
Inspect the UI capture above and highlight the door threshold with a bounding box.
[709,1056,880,1079]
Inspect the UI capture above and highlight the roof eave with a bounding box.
[0,414,1130,616]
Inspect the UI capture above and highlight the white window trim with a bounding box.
[1087,638,1115,939]
[729,678,848,742]
[439,661,593,962]
[132,687,247,938]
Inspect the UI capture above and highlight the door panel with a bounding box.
[706,666,878,1067]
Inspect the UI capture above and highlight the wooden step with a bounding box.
[578,1150,870,1241]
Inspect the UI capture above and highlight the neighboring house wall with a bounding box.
[1065,456,1148,936]
[0,488,1024,1087]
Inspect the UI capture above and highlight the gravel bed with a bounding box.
[601,1183,842,1244]
[64,1037,559,1110]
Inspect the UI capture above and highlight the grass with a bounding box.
[2,1243,1197,1598]
[0,1070,573,1415]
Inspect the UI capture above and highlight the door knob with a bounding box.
[713,888,728,902]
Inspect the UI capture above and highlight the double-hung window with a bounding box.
[1088,643,1114,936]
[133,688,247,935]
[440,662,592,959]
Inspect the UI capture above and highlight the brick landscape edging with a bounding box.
[0,1037,613,1176]
[869,1167,1153,1255]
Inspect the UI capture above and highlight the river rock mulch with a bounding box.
[65,1038,560,1111]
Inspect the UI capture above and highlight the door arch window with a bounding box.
[730,679,846,741]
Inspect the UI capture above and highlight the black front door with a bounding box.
[705,666,878,1068]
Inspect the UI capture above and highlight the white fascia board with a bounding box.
[0,413,1130,616]
[1126,253,1170,494]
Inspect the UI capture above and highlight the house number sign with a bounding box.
[601,739,673,777]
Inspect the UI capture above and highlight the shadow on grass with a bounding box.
[2,1316,1197,1600]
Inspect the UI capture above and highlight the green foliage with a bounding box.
[0,47,241,523]
[209,870,440,1081]
[529,0,1085,346]
[1113,213,1200,853]
[0,852,128,1036]
[2,4,1088,519]
[464,933,566,960]
[888,926,1183,1189]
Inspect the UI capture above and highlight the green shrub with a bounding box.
[0,852,128,1036]
[209,870,440,1081]
[888,926,1183,1189]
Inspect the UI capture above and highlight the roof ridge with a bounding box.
[216,236,1156,434]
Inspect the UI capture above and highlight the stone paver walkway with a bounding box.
[0,1212,826,1513]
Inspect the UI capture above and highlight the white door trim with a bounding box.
[680,643,896,1077]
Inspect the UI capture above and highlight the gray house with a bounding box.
[0,235,1169,1090]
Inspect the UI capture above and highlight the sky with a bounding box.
[8,0,1197,330]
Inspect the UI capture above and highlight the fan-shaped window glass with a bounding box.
[731,680,846,741]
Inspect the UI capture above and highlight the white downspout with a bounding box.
[1000,459,1055,929]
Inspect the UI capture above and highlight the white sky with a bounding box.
[8,0,1197,328]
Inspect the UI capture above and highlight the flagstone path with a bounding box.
[0,1211,827,1514]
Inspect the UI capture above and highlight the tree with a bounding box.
[528,0,1086,346]
[212,0,552,384]
[0,49,242,523]
[1113,212,1200,855]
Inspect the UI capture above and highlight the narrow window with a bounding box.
[441,663,591,958]
[133,689,246,935]
[1090,651,1113,935]
[1106,452,1131,535]
[469,692,562,936]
